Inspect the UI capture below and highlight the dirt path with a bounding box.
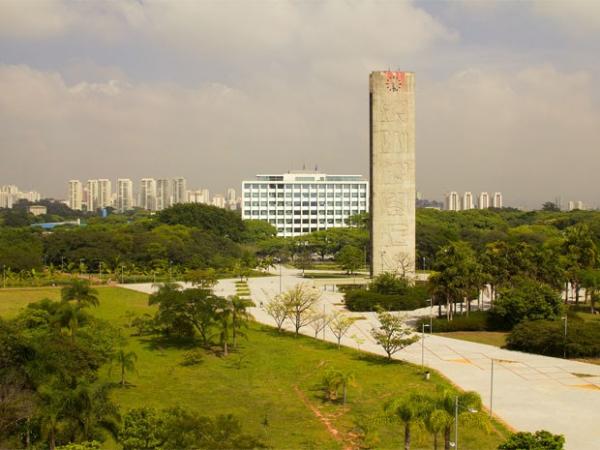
[293,385,356,450]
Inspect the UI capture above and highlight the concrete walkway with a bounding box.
[123,268,600,450]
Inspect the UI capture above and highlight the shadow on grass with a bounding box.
[139,335,200,352]
[352,352,405,366]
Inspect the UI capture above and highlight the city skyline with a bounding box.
[1,2,600,208]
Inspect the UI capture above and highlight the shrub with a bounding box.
[488,278,563,330]
[416,311,491,332]
[506,320,600,358]
[345,286,428,312]
[498,430,565,450]
[370,273,409,295]
[181,349,204,366]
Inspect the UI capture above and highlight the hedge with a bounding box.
[506,320,600,358]
[416,311,492,332]
[344,284,429,312]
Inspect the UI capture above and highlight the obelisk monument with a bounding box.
[369,71,416,277]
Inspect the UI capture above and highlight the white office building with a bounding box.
[462,192,474,210]
[445,191,460,211]
[68,180,83,211]
[117,179,134,212]
[226,188,238,210]
[0,191,13,209]
[139,178,157,211]
[493,192,503,208]
[242,172,369,237]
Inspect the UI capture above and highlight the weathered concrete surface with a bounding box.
[370,71,416,277]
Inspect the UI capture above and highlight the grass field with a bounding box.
[0,287,511,449]
[436,331,509,348]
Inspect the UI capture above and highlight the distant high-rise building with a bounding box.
[0,191,13,209]
[156,179,171,210]
[68,180,83,211]
[171,177,187,204]
[462,192,474,210]
[226,188,237,210]
[202,188,210,204]
[568,200,585,211]
[493,192,503,208]
[86,180,99,212]
[212,194,226,208]
[478,192,490,209]
[98,179,112,209]
[445,192,460,211]
[117,179,134,212]
[187,190,203,204]
[139,178,157,210]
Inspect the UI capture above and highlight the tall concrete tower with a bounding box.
[370,71,416,277]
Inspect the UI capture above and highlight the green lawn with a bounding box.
[0,287,510,449]
[436,331,509,348]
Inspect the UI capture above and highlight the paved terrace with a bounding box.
[124,267,600,450]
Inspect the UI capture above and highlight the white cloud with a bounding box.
[533,0,600,34]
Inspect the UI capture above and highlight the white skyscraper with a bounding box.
[226,188,238,210]
[86,179,99,212]
[493,192,503,208]
[156,179,171,210]
[0,191,13,209]
[171,177,187,204]
[139,178,157,210]
[212,194,226,208]
[68,180,83,211]
[117,179,134,212]
[445,192,460,211]
[478,192,490,209]
[462,192,474,210]
[98,179,112,209]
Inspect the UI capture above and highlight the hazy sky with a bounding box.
[1,0,599,208]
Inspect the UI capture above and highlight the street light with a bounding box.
[421,323,430,371]
[562,316,568,359]
[490,359,495,418]
[451,396,478,450]
[426,298,433,332]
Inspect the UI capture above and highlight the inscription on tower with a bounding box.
[370,71,416,277]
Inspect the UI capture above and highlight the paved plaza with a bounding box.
[124,267,600,450]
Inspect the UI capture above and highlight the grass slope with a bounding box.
[0,287,510,449]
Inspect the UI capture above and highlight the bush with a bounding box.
[506,320,600,358]
[370,273,410,295]
[181,349,204,366]
[416,311,492,332]
[488,278,563,330]
[498,430,565,450]
[344,284,429,312]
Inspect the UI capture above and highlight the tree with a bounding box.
[562,224,598,304]
[321,369,355,404]
[61,279,99,308]
[230,296,254,349]
[111,349,138,386]
[498,430,565,450]
[370,309,418,359]
[264,294,289,333]
[489,277,564,329]
[281,284,321,336]
[307,309,330,339]
[580,268,600,313]
[184,268,218,290]
[386,393,431,450]
[542,202,561,212]
[215,298,232,356]
[328,312,356,348]
[336,245,363,275]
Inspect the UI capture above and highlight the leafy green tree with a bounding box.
[335,245,363,274]
[119,408,164,450]
[542,202,561,212]
[240,219,277,243]
[386,393,431,450]
[498,430,565,450]
[580,268,600,313]
[489,277,564,329]
[562,224,598,304]
[370,309,417,359]
[183,268,218,290]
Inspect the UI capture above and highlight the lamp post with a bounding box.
[449,396,478,450]
[562,316,568,359]
[490,359,495,418]
[421,323,430,371]
[426,298,433,332]
[279,259,282,294]
[2,265,5,289]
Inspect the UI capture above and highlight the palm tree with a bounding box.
[68,382,120,442]
[387,393,431,450]
[111,349,138,386]
[61,279,99,308]
[54,301,88,342]
[216,299,232,356]
[339,371,355,405]
[426,408,453,450]
[230,296,255,349]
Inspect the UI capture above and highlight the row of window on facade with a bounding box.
[244,201,367,207]
[244,209,366,217]
[243,192,367,199]
[268,218,348,225]
[243,183,367,190]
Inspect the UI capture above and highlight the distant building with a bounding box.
[117,179,134,212]
[0,191,13,209]
[86,179,99,212]
[568,200,585,211]
[98,179,112,208]
[462,192,474,210]
[478,192,490,209]
[493,192,503,208]
[171,177,187,204]
[28,205,47,216]
[242,171,369,237]
[445,191,460,211]
[139,178,157,210]
[226,188,238,210]
[187,189,207,204]
[156,179,171,211]
[212,194,226,208]
[68,180,83,211]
